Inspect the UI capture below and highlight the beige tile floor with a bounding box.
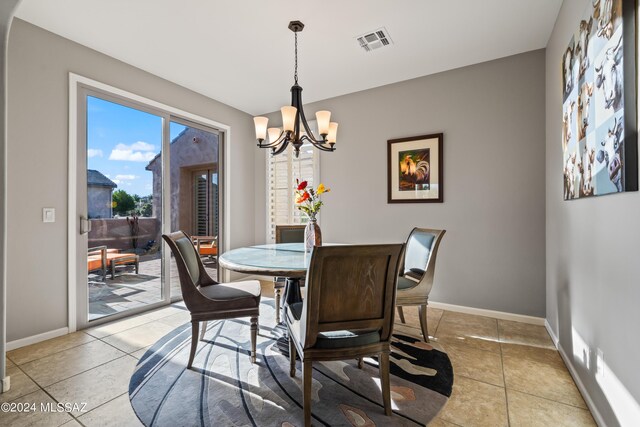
[1,282,596,427]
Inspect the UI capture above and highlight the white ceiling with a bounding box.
[15,0,562,115]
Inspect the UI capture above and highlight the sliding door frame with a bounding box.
[68,73,231,331]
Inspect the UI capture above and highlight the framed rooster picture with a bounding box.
[387,133,443,203]
[561,0,637,200]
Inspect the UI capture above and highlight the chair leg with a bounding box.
[199,321,208,341]
[357,357,364,369]
[188,321,199,369]
[418,304,429,342]
[303,359,313,427]
[274,284,282,324]
[379,351,392,416]
[250,316,258,364]
[397,306,406,324]
[289,335,297,377]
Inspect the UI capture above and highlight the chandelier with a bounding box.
[253,21,338,158]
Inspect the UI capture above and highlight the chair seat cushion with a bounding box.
[398,276,419,290]
[315,330,380,349]
[199,280,261,310]
[198,246,217,256]
[405,268,424,281]
[87,256,103,272]
[287,302,380,349]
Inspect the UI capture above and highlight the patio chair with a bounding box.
[88,246,140,281]
[192,235,218,264]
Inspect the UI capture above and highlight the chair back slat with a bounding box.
[402,228,446,294]
[301,244,404,349]
[404,231,436,275]
[162,231,211,311]
[275,225,306,243]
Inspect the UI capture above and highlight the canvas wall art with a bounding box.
[387,133,443,203]
[561,0,637,200]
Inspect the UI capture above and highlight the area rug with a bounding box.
[129,299,453,426]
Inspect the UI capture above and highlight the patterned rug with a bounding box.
[129,299,453,426]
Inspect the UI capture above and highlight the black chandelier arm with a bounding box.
[257,130,288,148]
[300,134,335,152]
[271,138,291,156]
[297,106,328,145]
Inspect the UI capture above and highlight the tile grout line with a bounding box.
[498,323,512,427]
[454,372,505,389]
[20,353,130,391]
[74,391,131,424]
[7,364,88,426]
[8,332,97,366]
[503,386,593,412]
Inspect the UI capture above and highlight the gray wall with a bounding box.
[87,186,112,219]
[255,50,547,317]
[546,1,640,425]
[6,19,255,341]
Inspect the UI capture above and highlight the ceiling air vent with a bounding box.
[356,27,393,52]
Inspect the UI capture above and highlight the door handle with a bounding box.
[80,216,92,235]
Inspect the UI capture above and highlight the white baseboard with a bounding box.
[240,277,546,325]
[545,321,606,427]
[6,327,69,351]
[428,301,545,325]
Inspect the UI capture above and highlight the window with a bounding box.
[266,143,319,242]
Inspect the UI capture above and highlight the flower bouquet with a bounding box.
[294,179,330,251]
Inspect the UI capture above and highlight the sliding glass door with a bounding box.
[75,87,222,328]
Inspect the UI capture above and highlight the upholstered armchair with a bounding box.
[396,227,446,342]
[163,231,261,367]
[286,244,404,426]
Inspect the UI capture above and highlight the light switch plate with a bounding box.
[43,207,55,223]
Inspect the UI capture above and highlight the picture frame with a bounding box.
[387,133,443,203]
[561,0,637,201]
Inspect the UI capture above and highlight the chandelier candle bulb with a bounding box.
[281,106,297,132]
[253,117,268,141]
[316,111,331,136]
[327,122,338,143]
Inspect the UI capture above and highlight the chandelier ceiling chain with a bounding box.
[253,20,339,158]
[294,31,298,85]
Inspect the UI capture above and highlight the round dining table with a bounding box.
[218,242,310,305]
[218,242,311,353]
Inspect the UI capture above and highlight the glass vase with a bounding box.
[304,218,322,252]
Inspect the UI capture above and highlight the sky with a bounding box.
[87,96,186,196]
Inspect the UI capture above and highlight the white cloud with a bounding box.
[109,141,157,162]
[130,141,155,151]
[115,174,136,181]
[112,174,137,185]
[87,149,103,158]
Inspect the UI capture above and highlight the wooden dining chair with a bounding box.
[286,244,404,426]
[395,227,446,342]
[273,224,305,323]
[163,231,261,367]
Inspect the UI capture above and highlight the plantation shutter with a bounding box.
[267,142,319,243]
[194,173,208,236]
